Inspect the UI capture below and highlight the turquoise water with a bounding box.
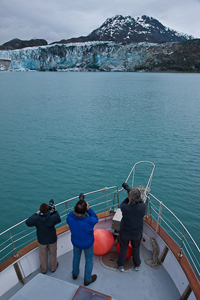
[0,72,200,245]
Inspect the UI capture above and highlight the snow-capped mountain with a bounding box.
[88,15,193,43]
[53,15,194,45]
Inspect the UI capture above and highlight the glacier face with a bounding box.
[0,40,199,72]
[0,42,153,71]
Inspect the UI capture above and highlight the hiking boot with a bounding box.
[84,274,97,286]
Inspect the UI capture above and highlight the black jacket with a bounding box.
[120,198,146,235]
[26,211,61,245]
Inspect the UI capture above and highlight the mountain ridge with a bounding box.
[51,15,194,45]
[0,38,48,50]
[0,15,194,50]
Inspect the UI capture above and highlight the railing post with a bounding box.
[104,188,107,221]
[117,188,119,208]
[145,196,150,220]
[155,201,162,235]
[9,229,19,258]
[65,201,69,216]
[111,189,116,213]
[105,188,107,208]
[178,228,185,258]
[149,197,154,223]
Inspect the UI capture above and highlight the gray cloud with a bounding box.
[0,0,200,45]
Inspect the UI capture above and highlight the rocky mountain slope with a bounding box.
[52,15,193,45]
[0,38,48,50]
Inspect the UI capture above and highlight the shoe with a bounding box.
[51,262,59,273]
[118,266,125,272]
[115,260,124,272]
[40,264,47,274]
[84,274,97,286]
[134,266,140,271]
[73,274,78,279]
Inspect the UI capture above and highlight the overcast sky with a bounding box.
[0,0,200,45]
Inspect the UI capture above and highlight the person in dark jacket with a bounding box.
[26,201,61,274]
[116,187,146,272]
[67,194,98,286]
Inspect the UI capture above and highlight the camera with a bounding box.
[122,182,131,193]
[49,199,55,211]
[79,193,85,201]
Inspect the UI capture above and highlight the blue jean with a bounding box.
[72,245,94,282]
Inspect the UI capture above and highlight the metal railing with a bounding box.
[122,161,155,202]
[0,186,119,263]
[0,183,199,283]
[147,193,200,281]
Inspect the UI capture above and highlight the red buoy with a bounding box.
[94,229,114,255]
[117,242,132,259]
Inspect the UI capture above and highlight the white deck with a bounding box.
[1,244,180,300]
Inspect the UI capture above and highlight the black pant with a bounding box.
[117,231,142,267]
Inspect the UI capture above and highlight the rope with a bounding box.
[145,237,159,269]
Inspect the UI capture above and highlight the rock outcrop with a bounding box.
[0,38,48,50]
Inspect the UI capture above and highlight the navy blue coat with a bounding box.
[26,211,61,245]
[67,208,98,249]
[120,198,146,235]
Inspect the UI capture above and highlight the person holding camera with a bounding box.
[26,200,61,274]
[67,193,98,286]
[116,184,146,272]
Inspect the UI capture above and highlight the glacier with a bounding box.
[0,40,199,72]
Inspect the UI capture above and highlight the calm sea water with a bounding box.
[0,72,200,244]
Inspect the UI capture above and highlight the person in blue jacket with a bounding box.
[26,201,61,274]
[67,193,98,286]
